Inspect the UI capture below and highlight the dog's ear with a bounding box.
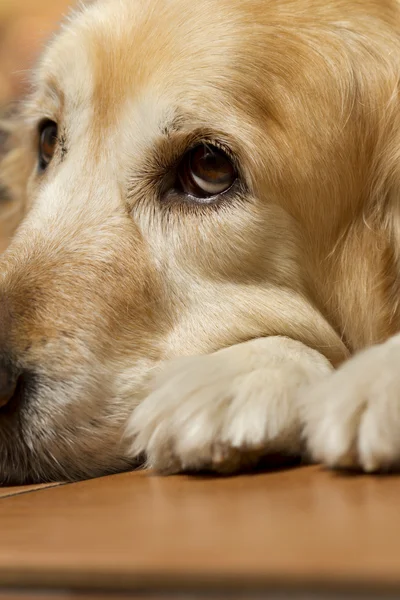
[0,113,17,203]
[0,125,9,202]
[0,108,32,247]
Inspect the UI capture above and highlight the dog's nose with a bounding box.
[0,365,19,408]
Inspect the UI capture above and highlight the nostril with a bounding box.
[0,366,20,408]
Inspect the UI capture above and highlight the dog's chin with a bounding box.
[0,377,138,484]
[0,434,139,485]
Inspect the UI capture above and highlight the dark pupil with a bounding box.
[191,146,233,183]
[41,125,57,162]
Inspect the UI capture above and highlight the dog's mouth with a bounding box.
[0,367,141,485]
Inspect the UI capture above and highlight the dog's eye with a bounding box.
[177,144,236,199]
[38,121,58,171]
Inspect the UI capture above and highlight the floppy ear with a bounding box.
[0,109,32,250]
[0,125,9,202]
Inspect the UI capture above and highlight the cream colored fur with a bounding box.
[1,0,400,481]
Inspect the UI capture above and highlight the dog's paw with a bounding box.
[301,334,400,472]
[126,337,332,473]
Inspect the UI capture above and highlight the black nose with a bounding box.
[0,364,19,408]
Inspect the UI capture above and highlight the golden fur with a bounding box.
[1,0,400,481]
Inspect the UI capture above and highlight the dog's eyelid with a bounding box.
[37,117,58,130]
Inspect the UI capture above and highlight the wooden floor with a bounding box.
[1,465,400,599]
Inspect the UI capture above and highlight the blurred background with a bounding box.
[0,0,70,107]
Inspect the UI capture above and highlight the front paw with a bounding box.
[301,335,400,472]
[126,337,332,474]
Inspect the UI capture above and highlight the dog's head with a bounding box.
[2,0,396,482]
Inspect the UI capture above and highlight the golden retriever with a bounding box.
[0,0,400,483]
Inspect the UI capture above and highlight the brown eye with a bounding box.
[38,121,58,171]
[178,144,236,199]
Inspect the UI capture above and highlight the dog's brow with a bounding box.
[44,78,63,103]
[28,77,64,123]
[161,114,185,137]
[32,68,62,102]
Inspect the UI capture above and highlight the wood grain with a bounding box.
[0,482,63,499]
[0,466,399,594]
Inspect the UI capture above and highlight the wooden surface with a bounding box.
[0,481,61,499]
[0,465,399,597]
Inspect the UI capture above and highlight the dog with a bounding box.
[1,0,400,483]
